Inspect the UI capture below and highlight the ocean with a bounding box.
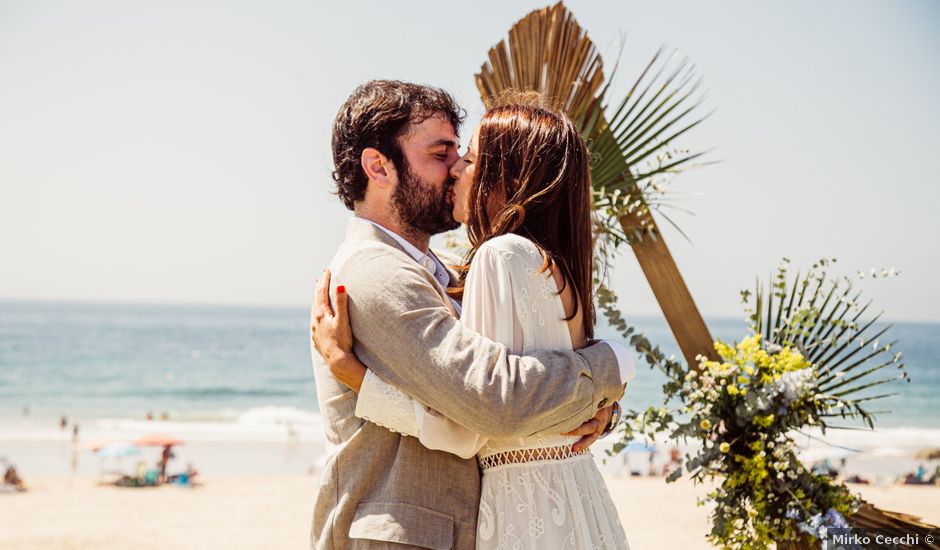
[1,300,938,440]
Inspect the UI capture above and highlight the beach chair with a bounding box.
[144,469,159,486]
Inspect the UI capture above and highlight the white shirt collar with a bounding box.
[366,221,432,266]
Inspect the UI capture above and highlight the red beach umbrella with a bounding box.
[133,435,183,447]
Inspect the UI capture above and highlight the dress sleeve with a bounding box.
[352,244,516,458]
[355,362,488,459]
[354,369,421,438]
[460,242,522,352]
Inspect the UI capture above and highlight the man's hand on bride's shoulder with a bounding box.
[311,270,367,392]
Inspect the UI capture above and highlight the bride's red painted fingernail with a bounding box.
[337,286,346,294]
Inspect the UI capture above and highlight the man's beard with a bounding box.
[392,162,460,236]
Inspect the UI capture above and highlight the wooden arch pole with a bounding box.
[620,212,720,368]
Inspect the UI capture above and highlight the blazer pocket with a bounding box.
[349,501,454,550]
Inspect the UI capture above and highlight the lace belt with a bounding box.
[478,445,589,470]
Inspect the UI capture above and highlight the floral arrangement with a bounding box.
[674,334,859,548]
[613,258,907,549]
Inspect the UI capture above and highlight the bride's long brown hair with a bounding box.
[451,102,595,338]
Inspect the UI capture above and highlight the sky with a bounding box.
[1,0,938,321]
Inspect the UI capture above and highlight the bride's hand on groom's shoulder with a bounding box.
[311,270,352,357]
[311,270,366,392]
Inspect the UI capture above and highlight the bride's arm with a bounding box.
[311,282,425,442]
[314,303,486,458]
[312,246,517,458]
[358,370,485,458]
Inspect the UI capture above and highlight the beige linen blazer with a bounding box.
[310,217,625,550]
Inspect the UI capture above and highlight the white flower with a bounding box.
[778,367,817,403]
[528,517,544,538]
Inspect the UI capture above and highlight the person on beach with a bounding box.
[313,97,632,548]
[3,464,25,492]
[158,445,175,483]
[70,423,80,473]
[309,80,633,549]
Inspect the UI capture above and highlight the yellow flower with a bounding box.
[737,335,761,356]
[719,442,731,453]
[754,414,775,428]
[727,385,739,396]
[700,419,712,430]
[714,340,734,360]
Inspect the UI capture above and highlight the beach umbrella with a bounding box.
[621,441,657,454]
[133,435,183,447]
[95,443,141,459]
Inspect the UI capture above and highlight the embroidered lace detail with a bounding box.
[479,445,589,470]
[477,449,630,549]
[356,373,420,437]
[517,286,546,328]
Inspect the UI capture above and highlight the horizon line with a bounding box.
[1,297,937,325]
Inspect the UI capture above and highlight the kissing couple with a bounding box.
[310,79,635,549]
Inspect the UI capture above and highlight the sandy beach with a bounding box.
[3,432,940,549]
[1,472,938,549]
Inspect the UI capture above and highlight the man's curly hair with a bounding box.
[331,80,465,210]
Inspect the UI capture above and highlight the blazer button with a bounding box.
[598,398,608,409]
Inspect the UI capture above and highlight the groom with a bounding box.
[309,80,632,550]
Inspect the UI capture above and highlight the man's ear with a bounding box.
[361,147,396,188]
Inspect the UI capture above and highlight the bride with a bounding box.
[313,101,631,549]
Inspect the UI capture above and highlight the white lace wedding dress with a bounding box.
[355,233,631,550]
